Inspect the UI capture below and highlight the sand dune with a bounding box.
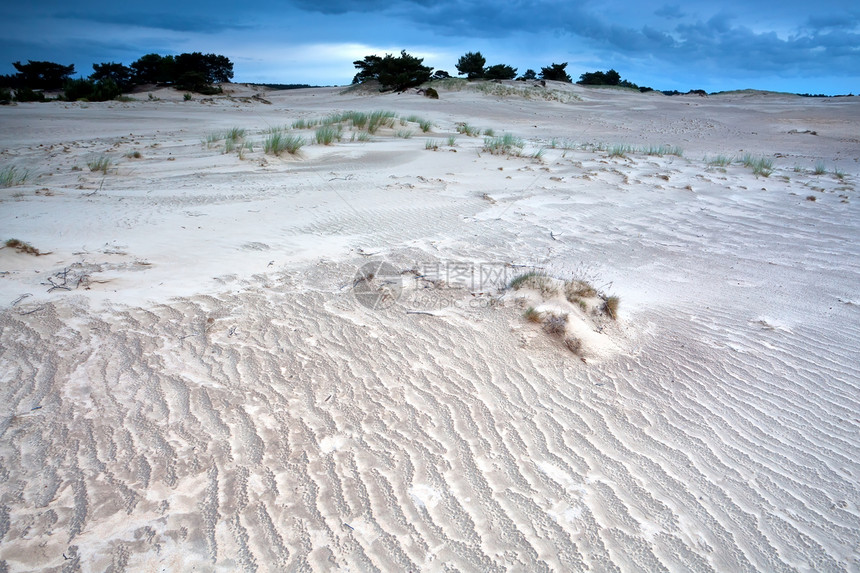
[1,83,858,571]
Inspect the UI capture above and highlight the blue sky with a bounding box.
[1,0,858,94]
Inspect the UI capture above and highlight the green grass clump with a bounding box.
[740,154,773,177]
[524,307,542,323]
[264,131,304,155]
[225,127,245,141]
[456,123,480,137]
[509,271,556,296]
[0,165,30,187]
[367,110,397,134]
[833,167,846,180]
[608,144,633,158]
[87,155,112,173]
[813,162,827,175]
[483,133,524,155]
[395,129,413,139]
[483,128,495,136]
[425,139,440,150]
[642,144,683,157]
[403,115,433,132]
[706,155,732,166]
[314,125,343,145]
[447,136,457,146]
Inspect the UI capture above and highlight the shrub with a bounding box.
[184,93,192,101]
[543,314,568,337]
[424,87,439,99]
[14,87,46,102]
[264,132,304,155]
[0,87,12,103]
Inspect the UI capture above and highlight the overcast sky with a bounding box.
[1,0,858,94]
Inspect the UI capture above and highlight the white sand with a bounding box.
[1,81,858,571]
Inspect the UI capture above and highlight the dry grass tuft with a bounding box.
[4,238,43,255]
[603,295,620,320]
[524,307,542,323]
[543,313,568,337]
[565,279,597,301]
[564,336,583,355]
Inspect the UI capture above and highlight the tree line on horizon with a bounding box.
[352,50,658,93]
[0,52,233,103]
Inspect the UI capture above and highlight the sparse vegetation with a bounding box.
[642,144,683,157]
[524,307,542,323]
[604,296,620,320]
[314,125,343,145]
[124,150,142,159]
[264,131,304,155]
[833,167,846,180]
[509,271,556,297]
[483,133,524,155]
[447,136,457,146]
[814,162,827,175]
[87,155,112,173]
[706,155,732,166]
[543,313,568,337]
[0,165,29,187]
[425,139,440,150]
[739,154,773,177]
[395,129,413,139]
[456,123,480,137]
[608,144,633,158]
[565,279,597,301]
[4,238,42,255]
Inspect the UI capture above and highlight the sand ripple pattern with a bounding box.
[1,275,858,571]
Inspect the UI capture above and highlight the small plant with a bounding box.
[395,129,413,139]
[483,133,524,155]
[483,128,495,136]
[532,148,545,160]
[4,238,42,255]
[356,132,371,142]
[806,195,817,201]
[203,131,221,147]
[608,144,633,158]
[833,167,846,180]
[0,165,29,187]
[565,280,596,302]
[425,139,440,150]
[314,125,343,145]
[184,93,192,101]
[524,307,542,323]
[456,123,480,136]
[447,136,457,146]
[264,131,304,155]
[814,162,827,175]
[225,127,245,141]
[740,154,773,177]
[424,87,439,99]
[543,313,568,337]
[564,336,583,355]
[87,155,112,173]
[706,155,732,167]
[509,271,556,296]
[124,150,142,159]
[603,295,620,320]
[367,110,397,134]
